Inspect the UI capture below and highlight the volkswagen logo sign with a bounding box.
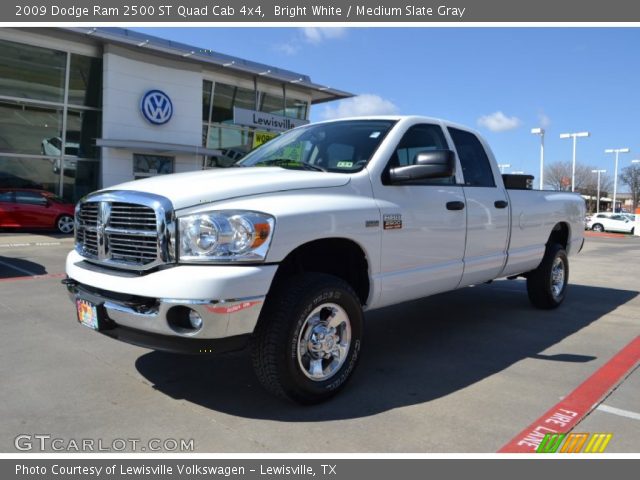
[141,89,173,125]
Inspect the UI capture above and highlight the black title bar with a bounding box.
[5,0,640,22]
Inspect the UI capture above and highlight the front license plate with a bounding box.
[76,298,100,330]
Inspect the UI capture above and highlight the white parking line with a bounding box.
[0,241,62,248]
[0,258,39,276]
[596,404,640,421]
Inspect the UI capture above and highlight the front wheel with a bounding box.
[56,215,74,234]
[250,273,363,404]
[526,243,569,309]
[592,223,604,232]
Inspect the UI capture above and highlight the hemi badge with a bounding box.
[365,220,380,228]
[383,214,402,230]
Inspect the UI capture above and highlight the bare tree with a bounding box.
[544,161,611,192]
[620,164,640,210]
[544,161,613,212]
[544,161,572,191]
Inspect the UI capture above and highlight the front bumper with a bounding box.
[65,250,278,353]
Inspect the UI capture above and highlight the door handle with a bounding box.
[446,201,465,211]
[494,200,508,209]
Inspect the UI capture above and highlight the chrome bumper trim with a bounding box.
[66,285,263,339]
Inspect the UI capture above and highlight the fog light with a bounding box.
[188,310,203,330]
[167,306,204,335]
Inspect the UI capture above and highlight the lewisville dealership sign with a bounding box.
[233,107,309,132]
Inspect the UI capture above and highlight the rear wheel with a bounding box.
[56,215,74,234]
[592,223,604,232]
[251,273,363,404]
[526,243,569,309]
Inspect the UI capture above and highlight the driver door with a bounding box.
[371,123,466,307]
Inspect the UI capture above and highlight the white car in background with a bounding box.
[588,213,635,234]
[41,135,80,175]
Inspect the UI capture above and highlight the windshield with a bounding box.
[237,120,396,173]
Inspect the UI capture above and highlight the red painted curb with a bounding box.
[585,231,629,239]
[0,273,66,282]
[499,336,640,453]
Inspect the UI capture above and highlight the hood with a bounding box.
[101,168,351,210]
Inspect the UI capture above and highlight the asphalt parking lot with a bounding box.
[0,232,638,453]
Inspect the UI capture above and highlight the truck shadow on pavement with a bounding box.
[0,255,47,279]
[135,280,638,420]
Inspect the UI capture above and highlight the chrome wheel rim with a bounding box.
[551,257,565,298]
[297,303,351,382]
[58,216,74,234]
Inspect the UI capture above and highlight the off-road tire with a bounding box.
[526,243,569,309]
[250,273,363,404]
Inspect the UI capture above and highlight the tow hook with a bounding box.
[61,277,78,293]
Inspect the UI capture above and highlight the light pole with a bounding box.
[531,128,545,189]
[560,131,590,192]
[498,163,511,174]
[591,169,606,214]
[605,147,630,213]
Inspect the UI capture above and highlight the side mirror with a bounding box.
[389,150,456,184]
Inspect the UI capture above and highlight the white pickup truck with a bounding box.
[64,116,585,403]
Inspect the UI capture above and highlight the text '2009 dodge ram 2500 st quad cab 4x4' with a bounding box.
[64,116,585,403]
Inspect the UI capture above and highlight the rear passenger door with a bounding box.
[447,127,510,286]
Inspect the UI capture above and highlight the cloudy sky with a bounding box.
[134,27,640,179]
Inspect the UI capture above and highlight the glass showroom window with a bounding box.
[0,101,63,156]
[0,39,66,103]
[68,54,102,108]
[206,125,253,168]
[0,38,102,202]
[0,156,60,192]
[133,154,175,180]
[259,92,285,116]
[285,97,308,119]
[211,82,256,123]
[203,80,213,122]
[66,109,101,160]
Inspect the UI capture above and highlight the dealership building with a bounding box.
[0,27,351,202]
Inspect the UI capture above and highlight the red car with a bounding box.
[0,189,75,234]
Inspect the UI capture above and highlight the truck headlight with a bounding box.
[178,211,275,262]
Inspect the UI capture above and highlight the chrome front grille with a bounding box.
[109,203,157,230]
[76,202,99,257]
[75,192,175,271]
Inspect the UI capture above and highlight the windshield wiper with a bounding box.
[252,158,327,172]
[298,163,327,172]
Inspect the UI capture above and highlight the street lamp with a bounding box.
[605,147,630,213]
[591,169,606,214]
[560,131,590,192]
[531,128,545,189]
[498,163,511,174]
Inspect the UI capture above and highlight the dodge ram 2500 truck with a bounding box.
[64,116,585,403]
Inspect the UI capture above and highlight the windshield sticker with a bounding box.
[336,161,353,168]
[370,131,381,138]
